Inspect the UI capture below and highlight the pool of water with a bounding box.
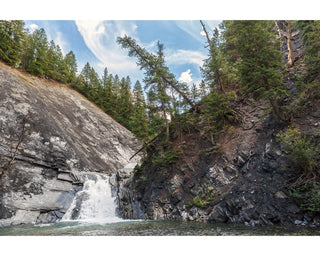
[0,220,319,236]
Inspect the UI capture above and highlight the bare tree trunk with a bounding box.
[200,20,213,52]
[275,20,295,67]
[200,20,224,93]
[285,20,295,67]
[275,20,283,50]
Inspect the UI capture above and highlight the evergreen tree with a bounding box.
[117,77,133,128]
[145,42,173,140]
[24,28,49,76]
[101,67,115,115]
[225,20,287,120]
[130,80,149,140]
[201,24,239,93]
[117,35,196,110]
[46,40,65,81]
[64,51,77,83]
[0,20,26,67]
[296,20,320,81]
[200,25,225,92]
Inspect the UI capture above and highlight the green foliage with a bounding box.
[135,175,149,188]
[0,20,150,140]
[287,81,320,116]
[117,35,197,141]
[224,20,287,120]
[185,186,217,208]
[129,80,149,140]
[201,90,236,138]
[290,181,320,212]
[201,26,238,92]
[71,62,149,139]
[24,28,49,76]
[18,74,34,86]
[0,20,26,67]
[186,195,207,208]
[152,148,181,168]
[278,127,320,175]
[296,21,320,81]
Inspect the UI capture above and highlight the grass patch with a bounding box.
[19,74,34,86]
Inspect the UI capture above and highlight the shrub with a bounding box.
[185,186,217,208]
[152,148,181,168]
[290,181,320,212]
[278,127,319,177]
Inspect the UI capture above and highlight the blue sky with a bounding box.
[24,20,220,88]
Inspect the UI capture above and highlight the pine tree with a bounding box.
[101,67,115,115]
[129,80,149,140]
[117,35,196,110]
[225,20,287,121]
[24,28,49,76]
[0,20,26,67]
[117,77,133,128]
[46,40,65,81]
[200,23,225,92]
[296,20,320,81]
[64,51,77,83]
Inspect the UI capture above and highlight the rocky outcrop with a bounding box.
[0,63,141,226]
[116,100,320,227]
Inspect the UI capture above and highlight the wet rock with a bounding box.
[37,211,59,223]
[131,201,145,219]
[57,173,74,183]
[11,210,40,225]
[208,206,228,223]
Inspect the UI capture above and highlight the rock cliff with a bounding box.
[0,63,141,226]
[115,22,320,227]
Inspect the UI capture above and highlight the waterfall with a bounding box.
[62,174,122,223]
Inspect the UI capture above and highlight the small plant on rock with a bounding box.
[278,127,320,180]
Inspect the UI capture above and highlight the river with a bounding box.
[0,219,319,236]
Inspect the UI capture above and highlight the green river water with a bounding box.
[0,220,319,236]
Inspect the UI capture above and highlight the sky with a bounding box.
[23,20,220,88]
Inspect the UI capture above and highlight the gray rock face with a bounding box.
[0,63,141,225]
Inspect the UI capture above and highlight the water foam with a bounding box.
[62,174,122,223]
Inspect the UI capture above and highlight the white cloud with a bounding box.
[204,20,221,32]
[176,20,221,43]
[178,69,193,84]
[175,20,220,43]
[54,31,69,55]
[175,21,204,43]
[75,20,141,77]
[166,49,206,67]
[29,23,38,32]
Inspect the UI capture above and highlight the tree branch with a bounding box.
[0,114,29,178]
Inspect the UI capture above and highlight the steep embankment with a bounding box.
[117,98,319,226]
[116,22,320,227]
[0,63,141,226]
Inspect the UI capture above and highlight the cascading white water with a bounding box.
[62,174,122,223]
